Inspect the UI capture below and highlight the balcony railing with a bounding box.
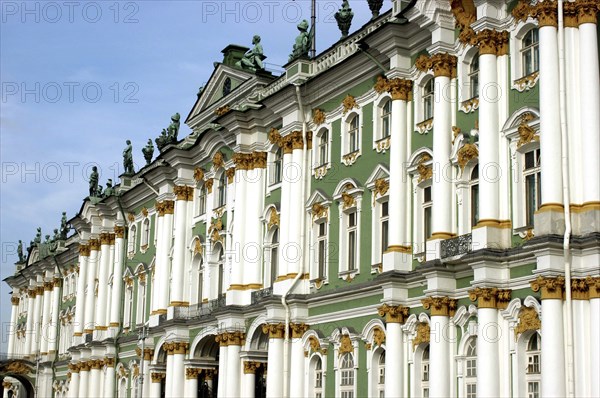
[173,297,227,320]
[251,287,273,305]
[440,233,472,259]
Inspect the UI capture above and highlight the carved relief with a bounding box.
[193,167,205,182]
[212,151,225,169]
[517,113,539,148]
[378,304,409,323]
[422,296,457,316]
[372,326,386,346]
[457,143,479,171]
[313,108,326,125]
[417,154,433,183]
[339,334,353,355]
[311,203,328,220]
[412,322,430,348]
[267,209,280,229]
[373,178,389,198]
[514,306,541,338]
[342,94,359,114]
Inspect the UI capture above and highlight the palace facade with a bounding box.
[3,1,600,397]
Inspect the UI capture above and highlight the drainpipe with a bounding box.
[557,0,574,396]
[281,84,309,398]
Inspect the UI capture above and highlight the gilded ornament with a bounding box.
[585,276,600,299]
[186,368,200,379]
[127,213,135,223]
[341,192,356,209]
[212,151,225,169]
[452,126,462,144]
[417,155,433,183]
[114,226,125,238]
[290,322,310,338]
[312,108,326,125]
[342,151,359,166]
[412,322,430,348]
[576,0,600,25]
[308,336,322,353]
[517,113,539,148]
[267,209,280,229]
[374,75,389,94]
[571,279,589,300]
[151,372,165,383]
[141,207,149,217]
[193,167,205,182]
[342,94,359,114]
[415,55,432,73]
[243,361,260,374]
[377,304,409,323]
[450,0,477,32]
[253,152,268,169]
[373,178,389,198]
[79,244,90,256]
[224,167,235,184]
[469,287,511,309]
[531,275,565,300]
[422,296,457,316]
[387,78,413,101]
[338,334,353,355]
[514,306,541,338]
[214,105,231,116]
[268,128,283,147]
[205,179,214,194]
[194,239,203,255]
[457,143,479,171]
[563,1,579,27]
[262,323,285,339]
[372,327,386,346]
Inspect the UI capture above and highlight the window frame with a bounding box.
[341,111,362,165]
[521,28,539,78]
[423,78,435,122]
[339,352,356,398]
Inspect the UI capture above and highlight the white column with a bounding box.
[383,79,412,271]
[423,54,456,257]
[385,321,404,398]
[264,325,284,398]
[24,288,35,357]
[477,306,500,397]
[229,166,246,299]
[7,296,19,356]
[109,227,125,330]
[158,201,174,312]
[142,352,152,398]
[171,187,191,307]
[244,155,266,289]
[32,286,43,355]
[539,18,563,208]
[149,374,164,398]
[217,342,228,398]
[69,368,80,398]
[79,364,90,398]
[277,149,293,280]
[535,279,566,398]
[84,240,100,333]
[184,368,199,398]
[89,360,102,398]
[579,11,600,210]
[165,351,174,398]
[151,215,163,313]
[227,341,242,397]
[74,247,89,337]
[588,280,600,398]
[40,282,52,355]
[565,20,582,207]
[104,361,115,398]
[423,297,452,398]
[95,234,112,330]
[288,142,305,277]
[167,342,189,398]
[242,363,256,398]
[289,324,307,398]
[48,280,60,355]
[572,295,589,397]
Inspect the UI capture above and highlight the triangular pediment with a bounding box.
[306,189,332,208]
[186,64,255,122]
[366,163,390,187]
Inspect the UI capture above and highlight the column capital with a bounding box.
[68,363,80,373]
[79,361,90,372]
[151,372,166,383]
[531,276,565,299]
[415,53,457,78]
[89,239,100,251]
[44,281,53,291]
[378,304,409,323]
[174,185,195,201]
[474,29,510,56]
[99,232,111,245]
[204,369,216,380]
[215,331,246,346]
[422,296,457,316]
[586,276,600,299]
[104,357,115,367]
[290,322,310,338]
[185,367,201,379]
[513,0,560,27]
[114,226,125,238]
[374,76,414,101]
[262,323,286,339]
[79,244,91,256]
[468,288,512,309]
[10,296,19,305]
[571,279,590,300]
[243,361,262,374]
[90,359,103,369]
[564,1,579,27]
[576,0,600,25]
[156,200,175,216]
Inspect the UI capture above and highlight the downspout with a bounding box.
[281,84,309,398]
[557,0,575,396]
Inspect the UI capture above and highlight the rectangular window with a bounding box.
[317,222,327,279]
[467,384,477,398]
[524,149,541,227]
[527,382,540,398]
[198,187,206,215]
[347,212,357,271]
[422,363,429,381]
[527,354,540,374]
[423,79,434,121]
[466,358,477,377]
[423,187,432,241]
[319,132,328,166]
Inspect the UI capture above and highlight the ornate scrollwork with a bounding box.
[342,94,359,114]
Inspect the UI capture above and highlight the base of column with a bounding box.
[571,202,600,235]
[534,204,566,236]
[382,248,412,272]
[472,222,511,250]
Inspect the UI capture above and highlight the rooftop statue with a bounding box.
[156,113,181,151]
[53,228,60,241]
[104,179,114,197]
[289,19,312,62]
[236,35,266,72]
[60,212,69,240]
[142,139,154,165]
[89,166,99,197]
[123,140,135,175]
[34,227,42,245]
[17,240,24,263]
[97,183,104,197]
[335,0,354,38]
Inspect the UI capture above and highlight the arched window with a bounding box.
[422,345,430,397]
[526,333,541,398]
[348,115,360,154]
[118,377,127,398]
[522,28,539,77]
[423,78,434,120]
[141,218,150,249]
[465,338,477,398]
[470,167,479,227]
[217,246,225,297]
[347,210,358,271]
[377,351,386,398]
[123,283,133,329]
[318,130,329,166]
[217,173,227,208]
[269,228,279,287]
[313,357,324,398]
[128,225,137,254]
[381,100,391,139]
[197,184,207,216]
[339,353,355,398]
[469,54,479,99]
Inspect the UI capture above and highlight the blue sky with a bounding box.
[0,0,379,350]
